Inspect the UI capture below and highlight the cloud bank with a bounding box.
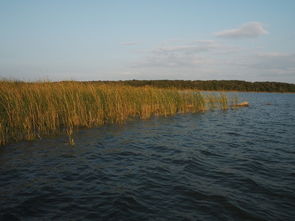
[129,38,295,82]
[135,40,239,69]
[215,22,268,38]
[135,41,221,68]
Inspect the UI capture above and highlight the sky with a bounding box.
[0,0,295,83]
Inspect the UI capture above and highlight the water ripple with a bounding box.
[1,93,295,220]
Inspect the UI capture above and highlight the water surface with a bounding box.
[0,92,295,220]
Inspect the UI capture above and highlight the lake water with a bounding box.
[0,92,295,220]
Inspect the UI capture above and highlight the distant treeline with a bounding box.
[93,80,295,92]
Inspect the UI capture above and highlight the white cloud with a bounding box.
[135,40,239,69]
[256,52,290,57]
[253,53,295,70]
[215,22,268,38]
[155,41,220,54]
[135,41,223,68]
[220,51,295,81]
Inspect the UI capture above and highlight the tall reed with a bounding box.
[0,81,236,146]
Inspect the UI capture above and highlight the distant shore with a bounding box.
[87,80,295,93]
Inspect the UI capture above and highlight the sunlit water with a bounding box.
[1,92,295,220]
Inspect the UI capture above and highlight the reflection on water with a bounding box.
[0,92,295,220]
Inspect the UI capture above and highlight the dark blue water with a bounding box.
[0,92,295,220]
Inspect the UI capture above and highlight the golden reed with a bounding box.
[0,81,236,146]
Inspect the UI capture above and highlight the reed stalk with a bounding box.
[0,81,236,146]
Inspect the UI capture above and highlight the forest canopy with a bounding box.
[91,80,295,93]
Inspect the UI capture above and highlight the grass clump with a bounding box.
[0,81,235,146]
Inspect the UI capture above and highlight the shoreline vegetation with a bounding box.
[0,81,239,146]
[93,80,295,93]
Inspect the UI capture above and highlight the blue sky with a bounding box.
[0,0,295,82]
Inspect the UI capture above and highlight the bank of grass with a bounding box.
[0,81,237,146]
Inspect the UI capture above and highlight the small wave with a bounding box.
[1,92,295,220]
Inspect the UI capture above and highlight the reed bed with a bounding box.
[0,81,237,146]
